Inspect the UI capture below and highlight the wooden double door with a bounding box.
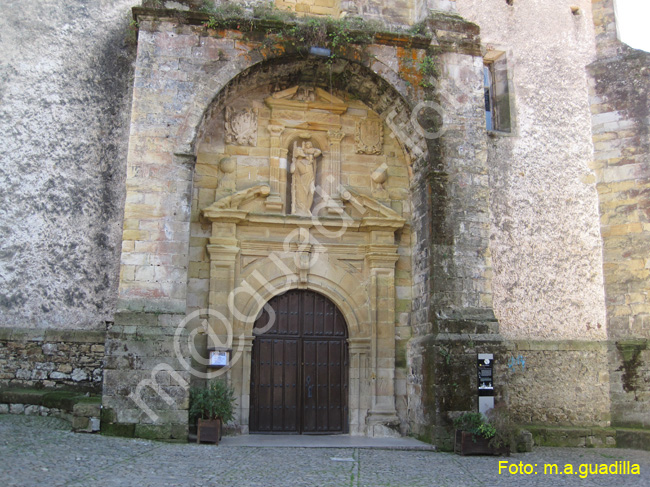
[250,290,349,434]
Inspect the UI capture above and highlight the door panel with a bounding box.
[302,339,317,433]
[253,338,273,432]
[250,290,348,434]
[283,339,298,432]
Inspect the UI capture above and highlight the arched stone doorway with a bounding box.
[199,79,411,435]
[249,289,348,434]
[105,8,495,443]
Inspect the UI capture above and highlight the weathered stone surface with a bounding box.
[9,404,25,414]
[616,429,650,451]
[456,0,607,341]
[503,342,611,427]
[587,0,650,430]
[0,0,135,329]
[527,425,617,448]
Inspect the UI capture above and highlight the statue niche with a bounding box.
[289,140,322,216]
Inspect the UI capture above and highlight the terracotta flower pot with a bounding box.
[197,418,222,445]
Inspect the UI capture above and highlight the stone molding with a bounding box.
[201,188,406,436]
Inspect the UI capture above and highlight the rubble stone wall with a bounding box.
[0,328,105,392]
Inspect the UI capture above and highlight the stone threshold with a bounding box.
[215,433,436,451]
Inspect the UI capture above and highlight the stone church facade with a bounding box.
[1,0,648,448]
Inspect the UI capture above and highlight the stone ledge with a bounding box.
[0,327,105,344]
[0,388,101,433]
[509,340,609,352]
[527,425,617,448]
[615,428,650,451]
[132,7,432,50]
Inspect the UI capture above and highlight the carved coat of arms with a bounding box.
[225,107,258,146]
[355,119,383,154]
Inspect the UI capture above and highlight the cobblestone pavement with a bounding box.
[1,415,649,487]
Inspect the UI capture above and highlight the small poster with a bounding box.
[209,350,229,367]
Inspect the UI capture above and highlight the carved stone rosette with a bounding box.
[355,119,383,154]
[225,107,258,146]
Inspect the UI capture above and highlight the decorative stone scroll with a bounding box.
[355,119,383,154]
[341,188,403,221]
[225,107,258,146]
[203,185,270,211]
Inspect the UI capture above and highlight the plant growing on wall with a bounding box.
[199,1,424,60]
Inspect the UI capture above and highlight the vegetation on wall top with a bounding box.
[139,0,431,55]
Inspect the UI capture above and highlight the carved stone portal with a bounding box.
[290,140,322,216]
[356,119,383,154]
[225,107,258,146]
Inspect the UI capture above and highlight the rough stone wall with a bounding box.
[0,1,136,330]
[455,0,607,341]
[431,0,613,434]
[0,328,104,392]
[406,16,499,442]
[588,0,650,428]
[276,0,340,17]
[609,341,650,428]
[503,341,610,427]
[101,312,190,440]
[592,0,624,59]
[339,0,416,25]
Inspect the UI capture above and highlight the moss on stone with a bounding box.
[41,391,82,410]
[0,389,46,406]
[616,340,648,394]
[135,423,172,440]
[101,422,136,438]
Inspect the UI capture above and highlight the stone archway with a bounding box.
[104,8,496,442]
[202,184,407,435]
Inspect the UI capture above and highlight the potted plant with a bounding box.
[189,380,236,445]
[453,406,515,456]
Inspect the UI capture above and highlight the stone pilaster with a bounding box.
[266,124,285,212]
[365,231,401,437]
[348,337,371,436]
[325,130,345,214]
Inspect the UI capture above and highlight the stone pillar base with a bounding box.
[367,410,401,438]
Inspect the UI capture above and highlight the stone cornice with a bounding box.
[132,7,433,50]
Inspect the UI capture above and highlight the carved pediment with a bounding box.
[265,86,348,115]
[341,188,401,219]
[202,185,270,221]
[340,188,406,231]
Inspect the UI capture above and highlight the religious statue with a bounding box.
[290,140,321,216]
